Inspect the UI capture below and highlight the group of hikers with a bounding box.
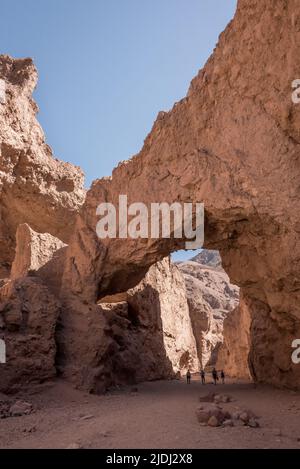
[186,368,225,385]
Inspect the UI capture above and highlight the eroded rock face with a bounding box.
[128,258,199,376]
[0,55,85,277]
[0,277,60,393]
[57,258,199,392]
[217,297,252,380]
[178,252,239,368]
[0,225,64,393]
[61,0,300,389]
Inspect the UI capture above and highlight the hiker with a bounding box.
[221,370,225,384]
[200,369,205,385]
[212,368,218,385]
[186,369,191,384]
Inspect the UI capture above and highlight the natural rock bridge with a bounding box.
[1,0,300,392]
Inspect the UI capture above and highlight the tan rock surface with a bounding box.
[0,277,60,393]
[128,257,199,375]
[58,258,199,392]
[178,251,239,368]
[61,0,300,389]
[0,55,85,277]
[0,225,65,392]
[217,296,252,380]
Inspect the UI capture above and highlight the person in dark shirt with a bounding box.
[212,368,218,385]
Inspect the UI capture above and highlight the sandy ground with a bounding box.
[0,376,300,449]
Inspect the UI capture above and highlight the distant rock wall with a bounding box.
[217,297,251,380]
[178,256,239,369]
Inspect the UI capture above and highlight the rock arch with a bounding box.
[60,0,300,389]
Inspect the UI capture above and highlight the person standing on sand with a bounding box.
[221,370,225,384]
[186,369,191,384]
[200,369,205,385]
[212,368,218,385]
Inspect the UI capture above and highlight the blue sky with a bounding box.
[0,0,237,260]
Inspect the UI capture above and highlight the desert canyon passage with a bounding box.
[1,0,300,449]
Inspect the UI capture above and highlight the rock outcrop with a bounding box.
[0,55,85,277]
[177,251,239,368]
[60,0,300,389]
[2,0,300,392]
[128,258,199,376]
[217,297,251,380]
[0,224,63,393]
[57,257,199,392]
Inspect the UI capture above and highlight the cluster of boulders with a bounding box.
[196,393,259,428]
[0,399,33,419]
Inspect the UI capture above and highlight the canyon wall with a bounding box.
[0,55,85,278]
[61,0,300,389]
[0,224,63,393]
[57,257,199,392]
[1,0,300,392]
[177,251,239,369]
[217,297,252,380]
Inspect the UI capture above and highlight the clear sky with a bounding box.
[0,0,237,260]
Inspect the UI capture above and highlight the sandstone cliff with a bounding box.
[1,0,300,392]
[57,258,199,392]
[217,297,252,380]
[61,0,300,389]
[0,224,63,393]
[0,55,85,278]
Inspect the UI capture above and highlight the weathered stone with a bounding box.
[0,225,63,393]
[196,403,229,426]
[177,253,239,368]
[217,296,252,380]
[57,258,199,391]
[207,415,219,427]
[0,56,85,278]
[9,400,33,417]
[60,0,300,390]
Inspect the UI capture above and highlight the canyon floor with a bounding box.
[0,377,300,449]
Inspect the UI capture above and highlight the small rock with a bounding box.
[23,426,37,433]
[208,416,219,427]
[233,418,245,427]
[240,412,249,424]
[214,394,231,404]
[223,419,234,427]
[248,418,259,428]
[231,411,241,420]
[196,403,228,425]
[79,414,94,421]
[199,393,215,403]
[10,400,33,417]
